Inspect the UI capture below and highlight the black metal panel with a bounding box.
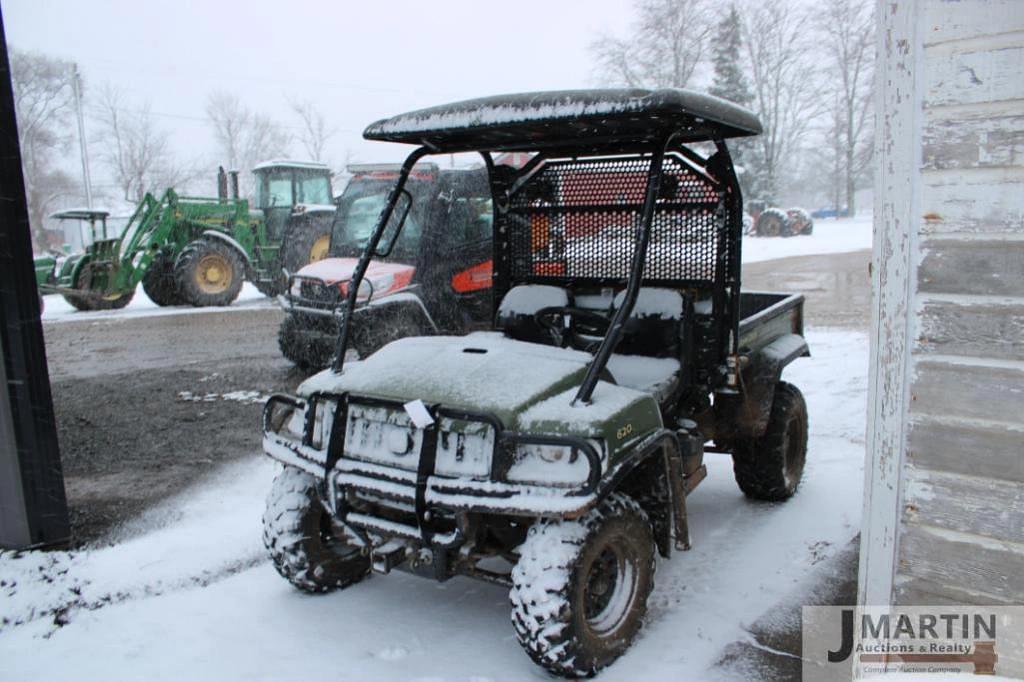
[504,153,728,288]
[0,17,70,549]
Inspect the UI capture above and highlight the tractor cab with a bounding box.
[252,160,335,246]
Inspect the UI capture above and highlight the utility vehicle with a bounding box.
[49,161,334,311]
[278,163,495,369]
[261,89,810,678]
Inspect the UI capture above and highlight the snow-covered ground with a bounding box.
[41,282,273,323]
[742,214,872,264]
[0,329,867,681]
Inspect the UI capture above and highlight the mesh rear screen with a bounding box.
[505,153,727,285]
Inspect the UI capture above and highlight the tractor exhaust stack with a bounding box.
[228,170,240,200]
[217,166,228,202]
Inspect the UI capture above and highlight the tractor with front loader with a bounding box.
[261,89,811,677]
[50,161,335,311]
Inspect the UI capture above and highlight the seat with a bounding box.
[496,284,569,345]
[606,354,681,404]
[610,287,686,358]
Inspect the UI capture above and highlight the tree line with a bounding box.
[9,47,336,251]
[592,0,874,213]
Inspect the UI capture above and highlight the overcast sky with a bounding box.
[4,0,636,185]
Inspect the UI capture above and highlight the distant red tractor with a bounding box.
[746,202,814,237]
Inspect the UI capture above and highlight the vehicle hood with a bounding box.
[295,257,414,287]
[293,257,415,301]
[298,332,594,427]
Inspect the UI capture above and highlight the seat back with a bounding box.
[496,284,569,344]
[611,287,687,358]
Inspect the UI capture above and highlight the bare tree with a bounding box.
[816,0,874,214]
[289,98,336,162]
[9,48,77,250]
[591,0,715,88]
[206,91,290,196]
[92,85,198,202]
[740,0,822,203]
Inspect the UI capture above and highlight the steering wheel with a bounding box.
[534,306,612,349]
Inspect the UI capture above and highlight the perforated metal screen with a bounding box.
[505,153,727,285]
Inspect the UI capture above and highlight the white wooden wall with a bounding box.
[860,0,1024,663]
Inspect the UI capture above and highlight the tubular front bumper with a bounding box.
[279,274,347,318]
[262,392,607,529]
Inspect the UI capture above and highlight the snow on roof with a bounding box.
[364,88,762,152]
[251,159,331,172]
[49,208,111,220]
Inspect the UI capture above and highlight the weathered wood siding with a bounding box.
[892,0,1024,614]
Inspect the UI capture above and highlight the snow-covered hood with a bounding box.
[294,257,415,298]
[299,332,593,427]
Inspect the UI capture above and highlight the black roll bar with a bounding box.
[572,135,672,405]
[331,146,430,372]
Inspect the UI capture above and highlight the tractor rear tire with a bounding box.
[175,240,244,307]
[755,208,789,237]
[732,381,808,501]
[510,493,656,678]
[263,466,370,593]
[280,216,332,277]
[278,314,337,371]
[142,252,184,306]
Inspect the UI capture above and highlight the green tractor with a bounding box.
[50,161,335,311]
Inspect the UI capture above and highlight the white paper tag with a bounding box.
[403,399,434,429]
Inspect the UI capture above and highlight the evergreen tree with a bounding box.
[709,6,762,202]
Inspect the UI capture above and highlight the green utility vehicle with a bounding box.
[261,89,810,677]
[51,161,335,311]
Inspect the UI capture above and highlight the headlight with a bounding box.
[434,418,494,479]
[505,440,603,487]
[264,400,304,441]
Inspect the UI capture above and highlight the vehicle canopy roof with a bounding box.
[363,88,762,153]
[48,208,110,221]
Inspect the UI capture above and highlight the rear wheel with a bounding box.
[142,251,184,306]
[174,240,244,307]
[280,217,332,276]
[732,381,808,501]
[262,466,370,593]
[510,493,655,678]
[755,207,788,237]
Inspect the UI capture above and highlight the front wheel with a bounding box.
[174,240,244,307]
[262,467,370,593]
[62,261,134,311]
[278,313,337,371]
[510,493,656,678]
[755,207,788,237]
[732,381,808,501]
